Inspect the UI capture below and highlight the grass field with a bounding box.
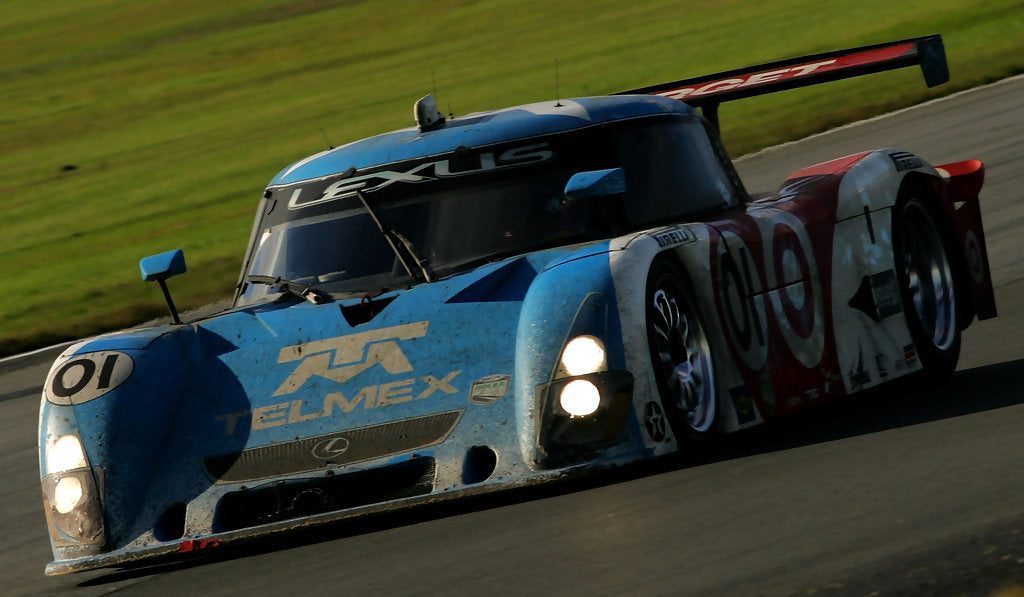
[1,0,1022,356]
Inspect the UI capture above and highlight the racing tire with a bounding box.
[645,260,717,442]
[892,194,961,378]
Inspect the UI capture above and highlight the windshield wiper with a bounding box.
[245,275,331,305]
[356,190,434,284]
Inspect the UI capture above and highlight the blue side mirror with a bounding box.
[563,167,626,200]
[140,249,186,281]
[139,249,187,324]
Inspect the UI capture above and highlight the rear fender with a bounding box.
[935,160,996,321]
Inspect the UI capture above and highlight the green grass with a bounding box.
[1,0,1022,356]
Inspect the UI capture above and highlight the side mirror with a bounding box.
[564,168,626,235]
[140,249,186,324]
[140,249,186,281]
[563,167,626,200]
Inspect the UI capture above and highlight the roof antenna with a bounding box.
[554,59,563,107]
[415,94,446,131]
[320,127,334,150]
[415,67,447,131]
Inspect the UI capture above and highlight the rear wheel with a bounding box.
[646,260,717,441]
[893,195,961,376]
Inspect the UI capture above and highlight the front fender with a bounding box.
[39,325,246,554]
[513,244,639,469]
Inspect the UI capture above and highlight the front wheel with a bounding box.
[646,260,717,442]
[893,195,961,377]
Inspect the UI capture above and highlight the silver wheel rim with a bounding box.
[901,201,957,351]
[650,282,715,433]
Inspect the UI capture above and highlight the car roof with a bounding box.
[268,94,693,186]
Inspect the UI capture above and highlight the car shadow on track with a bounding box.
[706,357,1024,464]
[74,358,1024,589]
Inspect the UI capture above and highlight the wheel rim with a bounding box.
[900,201,957,351]
[650,280,715,433]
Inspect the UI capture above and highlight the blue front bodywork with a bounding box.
[40,242,646,573]
[39,93,712,575]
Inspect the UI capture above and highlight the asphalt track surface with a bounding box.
[3,76,1022,597]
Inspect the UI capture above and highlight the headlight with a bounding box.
[39,405,106,552]
[53,476,84,514]
[46,435,88,474]
[559,379,601,417]
[42,469,105,548]
[536,371,634,467]
[560,335,606,376]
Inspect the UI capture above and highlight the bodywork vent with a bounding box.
[213,456,436,532]
[204,410,463,484]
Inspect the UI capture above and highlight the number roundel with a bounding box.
[716,210,824,371]
[44,351,134,405]
[716,231,768,371]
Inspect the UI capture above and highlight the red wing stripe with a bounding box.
[616,35,947,108]
[653,43,917,101]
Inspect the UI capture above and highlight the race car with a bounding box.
[38,34,996,575]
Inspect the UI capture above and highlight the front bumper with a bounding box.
[44,458,630,576]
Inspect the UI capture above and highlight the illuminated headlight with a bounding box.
[559,379,601,417]
[53,476,84,514]
[47,435,87,474]
[42,469,105,548]
[560,335,606,376]
[40,431,105,549]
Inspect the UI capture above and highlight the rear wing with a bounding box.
[618,35,948,130]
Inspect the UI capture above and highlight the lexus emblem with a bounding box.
[312,436,350,460]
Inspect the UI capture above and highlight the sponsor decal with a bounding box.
[285,143,555,209]
[650,41,916,102]
[469,374,510,405]
[899,343,919,370]
[655,60,838,100]
[872,269,903,320]
[643,401,667,442]
[849,271,902,323]
[729,385,757,425]
[764,214,825,368]
[216,372,462,436]
[215,320,463,436]
[274,321,430,396]
[650,226,697,248]
[875,354,890,379]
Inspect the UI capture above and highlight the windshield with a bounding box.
[237,113,742,304]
